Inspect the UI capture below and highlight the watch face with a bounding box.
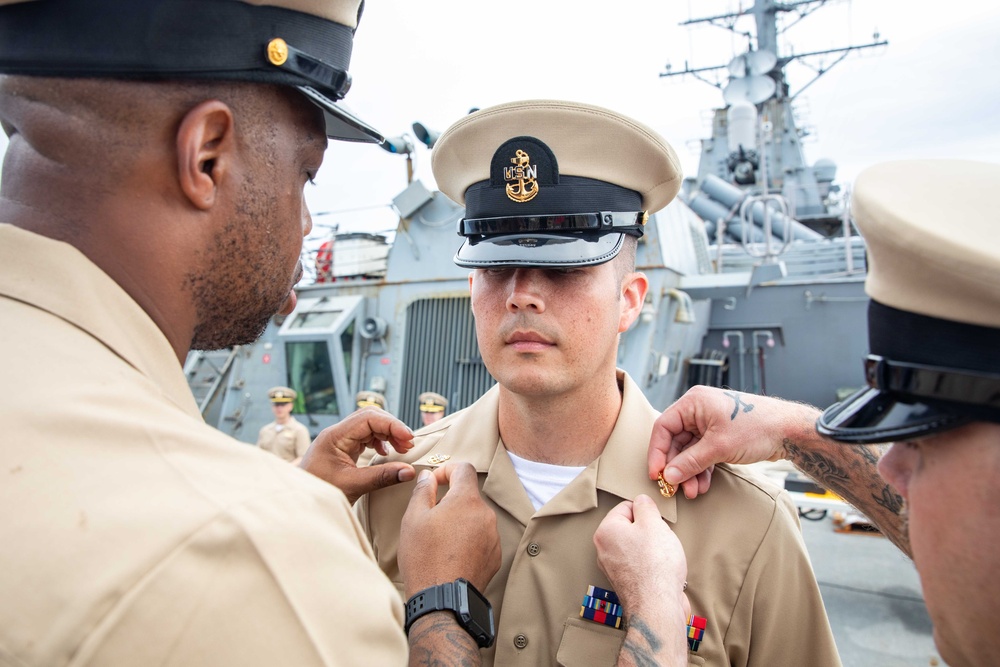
[461,580,496,648]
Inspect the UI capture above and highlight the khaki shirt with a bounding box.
[358,373,841,667]
[257,417,311,462]
[0,225,407,667]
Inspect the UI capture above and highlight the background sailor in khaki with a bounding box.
[257,386,311,463]
[418,391,448,427]
[356,390,387,410]
[0,1,501,665]
[358,100,841,666]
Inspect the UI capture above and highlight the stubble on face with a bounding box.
[187,172,297,350]
[186,86,316,351]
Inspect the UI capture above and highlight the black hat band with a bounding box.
[465,175,642,219]
[0,0,354,100]
[869,300,1000,375]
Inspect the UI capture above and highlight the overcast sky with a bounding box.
[3,1,995,240]
[302,0,1000,238]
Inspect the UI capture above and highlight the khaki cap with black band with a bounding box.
[0,0,383,143]
[817,160,1000,443]
[432,99,682,268]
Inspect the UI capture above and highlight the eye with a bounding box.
[306,172,318,186]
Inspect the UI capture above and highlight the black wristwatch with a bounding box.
[404,578,496,649]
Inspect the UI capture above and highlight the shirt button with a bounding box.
[514,634,528,649]
[526,542,540,556]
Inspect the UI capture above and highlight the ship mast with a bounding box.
[661,0,886,231]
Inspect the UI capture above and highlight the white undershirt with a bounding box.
[506,450,587,511]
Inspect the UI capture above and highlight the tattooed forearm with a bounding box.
[873,484,905,514]
[782,437,912,557]
[617,615,685,667]
[783,440,850,487]
[407,614,481,667]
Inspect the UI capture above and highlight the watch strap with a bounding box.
[404,578,494,648]
[404,581,457,635]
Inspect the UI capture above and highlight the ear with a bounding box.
[618,271,648,333]
[176,100,235,210]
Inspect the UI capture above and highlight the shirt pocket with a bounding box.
[556,617,623,666]
[556,617,707,667]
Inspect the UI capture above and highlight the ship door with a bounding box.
[277,294,364,430]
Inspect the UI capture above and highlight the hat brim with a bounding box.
[270,399,294,404]
[816,386,971,444]
[454,232,625,269]
[297,86,383,144]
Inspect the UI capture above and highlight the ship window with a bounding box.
[285,341,339,415]
[289,308,342,330]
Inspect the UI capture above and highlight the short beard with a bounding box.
[186,181,290,351]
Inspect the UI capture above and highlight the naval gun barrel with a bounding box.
[701,175,824,242]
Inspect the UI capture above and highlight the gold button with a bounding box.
[266,38,288,66]
[513,634,528,649]
[526,542,540,557]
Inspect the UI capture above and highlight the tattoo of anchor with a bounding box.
[724,391,754,420]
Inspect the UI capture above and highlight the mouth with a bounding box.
[505,329,555,352]
[278,262,304,316]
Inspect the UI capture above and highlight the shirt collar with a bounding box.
[0,224,201,419]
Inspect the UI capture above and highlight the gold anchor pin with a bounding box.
[657,472,675,498]
[426,454,451,465]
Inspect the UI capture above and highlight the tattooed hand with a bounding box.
[647,386,821,499]
[647,386,911,556]
[594,495,690,667]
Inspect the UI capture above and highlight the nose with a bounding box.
[877,443,912,502]
[302,193,313,237]
[506,269,545,313]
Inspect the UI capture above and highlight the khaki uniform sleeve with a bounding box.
[727,491,842,667]
[78,487,407,667]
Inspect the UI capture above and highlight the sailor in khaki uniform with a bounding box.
[358,100,841,666]
[651,160,1000,667]
[0,1,501,664]
[356,390,387,410]
[418,391,448,426]
[257,386,312,463]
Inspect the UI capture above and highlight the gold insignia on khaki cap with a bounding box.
[431,99,682,269]
[268,386,297,403]
[853,159,1000,329]
[816,159,1000,444]
[433,100,682,212]
[0,0,383,143]
[418,392,448,413]
[355,390,386,410]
